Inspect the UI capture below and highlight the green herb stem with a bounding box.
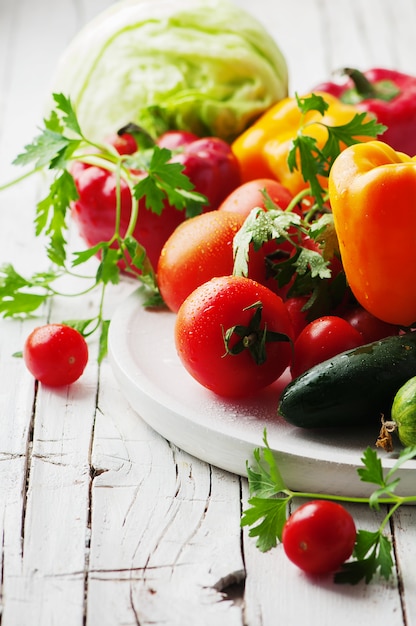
[0,165,43,192]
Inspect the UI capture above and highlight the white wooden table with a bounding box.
[1,0,416,624]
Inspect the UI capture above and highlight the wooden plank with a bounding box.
[392,506,416,625]
[86,358,246,625]
[0,2,107,625]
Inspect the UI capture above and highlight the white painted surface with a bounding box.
[1,1,416,625]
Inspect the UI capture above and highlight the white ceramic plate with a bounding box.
[108,288,416,497]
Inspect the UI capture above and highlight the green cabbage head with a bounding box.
[50,0,288,142]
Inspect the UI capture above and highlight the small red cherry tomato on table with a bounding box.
[174,275,294,398]
[282,500,356,575]
[291,315,364,378]
[23,324,89,387]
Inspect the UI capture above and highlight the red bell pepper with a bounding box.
[71,131,241,270]
[314,68,416,156]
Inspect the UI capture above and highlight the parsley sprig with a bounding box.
[0,93,206,358]
[288,93,385,208]
[233,93,385,321]
[233,199,346,320]
[241,431,416,584]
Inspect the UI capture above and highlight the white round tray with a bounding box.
[108,288,416,497]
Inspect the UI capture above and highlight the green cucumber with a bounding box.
[388,376,416,447]
[278,332,416,429]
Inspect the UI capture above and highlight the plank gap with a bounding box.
[20,379,37,553]
[390,513,408,626]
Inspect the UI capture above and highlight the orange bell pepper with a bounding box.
[329,140,416,326]
[232,92,372,196]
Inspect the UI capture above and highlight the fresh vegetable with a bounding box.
[231,92,383,198]
[290,315,363,379]
[49,0,288,143]
[72,131,241,270]
[174,275,294,397]
[241,432,416,584]
[158,134,242,210]
[229,93,384,325]
[283,296,310,339]
[329,140,416,326]
[377,376,416,451]
[278,332,416,429]
[218,178,293,216]
[282,500,356,575]
[23,324,89,386]
[232,195,347,321]
[343,305,400,344]
[157,210,247,313]
[391,377,416,446]
[314,67,416,155]
[0,94,208,359]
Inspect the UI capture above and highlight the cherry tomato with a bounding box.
[156,130,200,150]
[291,315,364,378]
[218,178,293,216]
[284,296,311,339]
[343,305,400,343]
[282,500,356,575]
[105,132,137,155]
[175,275,294,397]
[23,324,89,387]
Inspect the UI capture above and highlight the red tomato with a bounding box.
[71,163,187,271]
[291,315,364,378]
[343,305,400,343]
[175,275,294,397]
[282,500,356,575]
[156,130,200,150]
[23,324,88,387]
[105,132,137,155]
[218,178,293,216]
[284,296,311,339]
[157,210,266,312]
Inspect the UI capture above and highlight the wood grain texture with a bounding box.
[1,1,416,624]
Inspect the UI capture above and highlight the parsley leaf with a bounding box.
[52,93,82,137]
[0,264,58,317]
[288,133,328,202]
[0,92,208,357]
[287,93,386,208]
[132,146,207,216]
[232,201,342,318]
[242,497,289,550]
[335,530,394,584]
[13,130,73,170]
[35,170,78,266]
[242,433,416,585]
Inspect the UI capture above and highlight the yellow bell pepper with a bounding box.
[329,140,416,326]
[232,92,373,196]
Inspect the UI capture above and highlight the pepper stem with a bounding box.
[340,68,400,104]
[343,68,378,99]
